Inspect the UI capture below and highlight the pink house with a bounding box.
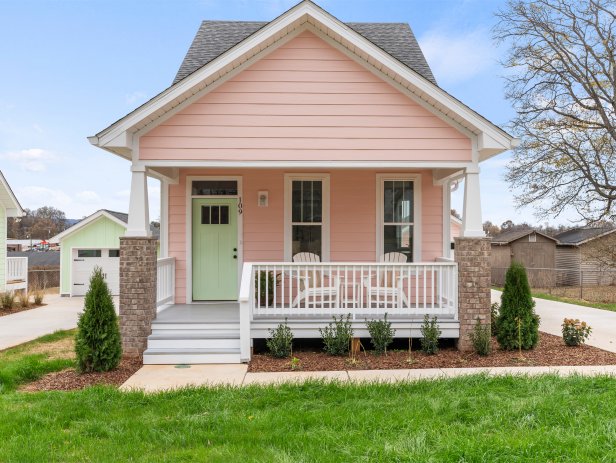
[90,1,516,364]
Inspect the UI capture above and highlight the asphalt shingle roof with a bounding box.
[173,21,437,85]
[555,227,616,245]
[490,228,557,245]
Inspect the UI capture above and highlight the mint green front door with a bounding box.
[192,198,238,301]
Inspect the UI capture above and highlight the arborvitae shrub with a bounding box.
[496,262,540,350]
[75,267,122,372]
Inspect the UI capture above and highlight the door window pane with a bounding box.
[384,225,413,261]
[201,206,211,224]
[108,249,120,258]
[292,225,322,257]
[211,205,220,224]
[220,206,229,225]
[192,180,238,196]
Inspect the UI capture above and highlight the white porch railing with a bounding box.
[6,257,28,291]
[239,261,458,361]
[156,257,175,307]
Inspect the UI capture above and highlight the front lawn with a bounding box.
[3,375,616,462]
[0,329,75,392]
[532,291,616,312]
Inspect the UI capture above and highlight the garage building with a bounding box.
[51,210,158,296]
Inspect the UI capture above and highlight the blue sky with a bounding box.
[0,0,566,226]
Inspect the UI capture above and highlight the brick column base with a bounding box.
[119,237,157,358]
[455,237,491,351]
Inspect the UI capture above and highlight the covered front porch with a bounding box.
[131,164,486,363]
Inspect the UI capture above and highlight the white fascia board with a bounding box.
[91,0,517,159]
[51,210,127,243]
[139,160,475,169]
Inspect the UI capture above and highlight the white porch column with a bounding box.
[159,179,169,257]
[126,164,151,237]
[461,166,485,238]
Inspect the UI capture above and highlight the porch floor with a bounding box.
[155,303,456,323]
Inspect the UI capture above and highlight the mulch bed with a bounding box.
[20,358,142,392]
[249,332,616,372]
[0,303,46,317]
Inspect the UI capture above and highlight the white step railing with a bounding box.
[6,257,28,291]
[156,257,175,307]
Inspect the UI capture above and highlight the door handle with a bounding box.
[233,248,237,252]
[233,255,237,259]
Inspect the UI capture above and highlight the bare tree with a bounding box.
[495,0,616,223]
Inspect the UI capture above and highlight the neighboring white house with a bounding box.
[51,209,159,296]
[0,171,27,293]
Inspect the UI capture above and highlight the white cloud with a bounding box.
[419,27,496,87]
[76,190,101,203]
[125,91,147,105]
[1,148,57,172]
[17,186,73,210]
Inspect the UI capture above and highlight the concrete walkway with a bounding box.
[121,364,616,392]
[0,295,85,350]
[492,289,616,353]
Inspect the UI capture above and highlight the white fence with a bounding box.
[6,257,28,291]
[238,261,458,361]
[156,257,175,307]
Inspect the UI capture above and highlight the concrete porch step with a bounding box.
[149,330,240,339]
[147,337,240,350]
[151,321,240,331]
[143,348,241,365]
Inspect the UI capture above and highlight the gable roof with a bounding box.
[0,170,24,217]
[174,21,436,85]
[50,209,160,243]
[491,228,558,245]
[555,227,616,246]
[89,0,516,162]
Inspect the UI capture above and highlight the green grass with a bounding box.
[493,286,616,312]
[2,376,616,462]
[0,329,76,392]
[531,292,616,312]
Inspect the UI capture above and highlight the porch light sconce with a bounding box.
[258,190,269,207]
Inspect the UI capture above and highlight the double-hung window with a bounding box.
[285,175,330,261]
[377,175,420,262]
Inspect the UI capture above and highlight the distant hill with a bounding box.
[65,218,80,226]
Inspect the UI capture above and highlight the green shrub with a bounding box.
[266,321,293,358]
[366,314,395,355]
[469,318,491,356]
[0,292,15,310]
[491,303,500,336]
[320,314,354,356]
[75,267,122,372]
[562,318,592,346]
[420,315,441,355]
[496,262,540,350]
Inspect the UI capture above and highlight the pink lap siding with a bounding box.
[168,169,443,303]
[140,31,471,162]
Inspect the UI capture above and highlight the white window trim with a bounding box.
[376,174,422,262]
[185,175,243,303]
[284,174,330,262]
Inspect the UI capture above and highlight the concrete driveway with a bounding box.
[492,289,616,353]
[0,295,119,350]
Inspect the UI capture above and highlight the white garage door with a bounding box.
[72,248,120,296]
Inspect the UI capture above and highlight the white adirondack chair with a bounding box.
[291,253,340,308]
[364,252,410,308]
